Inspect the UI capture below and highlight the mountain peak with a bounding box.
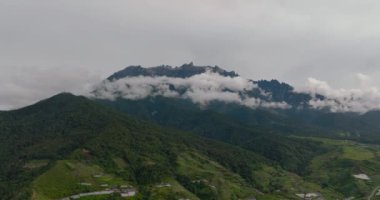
[11,92,93,114]
[107,63,239,80]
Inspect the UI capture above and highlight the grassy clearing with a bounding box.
[32,161,85,200]
[32,160,130,200]
[292,136,377,161]
[342,145,375,160]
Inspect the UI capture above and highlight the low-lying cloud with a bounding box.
[93,70,380,113]
[298,74,380,113]
[92,72,290,109]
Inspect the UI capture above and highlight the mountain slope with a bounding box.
[3,64,380,199]
[1,92,379,199]
[97,97,326,173]
[0,93,311,200]
[0,93,127,199]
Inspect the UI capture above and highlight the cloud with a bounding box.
[2,0,380,99]
[357,73,372,87]
[91,71,291,109]
[2,0,380,109]
[298,74,380,113]
[0,66,100,110]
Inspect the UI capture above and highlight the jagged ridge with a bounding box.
[107,62,239,80]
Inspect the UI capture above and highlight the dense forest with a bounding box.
[0,93,379,199]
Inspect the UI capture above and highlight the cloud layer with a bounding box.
[2,0,380,97]
[2,64,379,114]
[93,71,380,113]
[298,74,380,113]
[92,72,290,109]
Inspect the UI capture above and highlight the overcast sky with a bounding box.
[1,0,380,110]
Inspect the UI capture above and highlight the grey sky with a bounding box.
[1,0,380,109]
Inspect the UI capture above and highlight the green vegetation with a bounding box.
[149,179,199,200]
[176,151,256,200]
[98,97,327,174]
[298,137,380,199]
[32,160,131,200]
[342,145,375,160]
[2,93,380,199]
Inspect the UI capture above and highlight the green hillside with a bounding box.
[1,93,380,200]
[96,97,327,174]
[0,93,280,199]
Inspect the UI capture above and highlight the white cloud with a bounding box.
[298,74,380,113]
[357,73,372,87]
[91,71,291,109]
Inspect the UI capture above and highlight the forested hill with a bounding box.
[0,93,288,200]
[1,92,380,199]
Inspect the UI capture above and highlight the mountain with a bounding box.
[104,63,319,108]
[87,64,380,198]
[2,64,380,199]
[1,94,379,200]
[94,64,380,144]
[95,64,380,169]
[0,93,324,200]
[107,62,238,80]
[2,93,378,200]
